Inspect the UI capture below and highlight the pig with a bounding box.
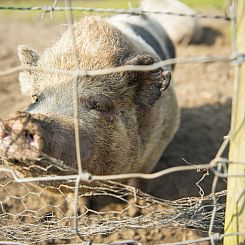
[140,0,203,44]
[0,0,202,181]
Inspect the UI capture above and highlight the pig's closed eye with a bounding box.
[94,103,107,111]
[85,95,114,112]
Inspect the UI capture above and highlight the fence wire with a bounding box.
[0,6,231,21]
[0,0,245,244]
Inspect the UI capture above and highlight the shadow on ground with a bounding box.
[146,99,231,200]
[192,26,223,45]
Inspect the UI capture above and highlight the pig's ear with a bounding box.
[17,45,40,66]
[126,54,171,108]
[17,46,40,95]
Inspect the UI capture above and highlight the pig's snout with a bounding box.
[0,111,81,170]
[0,112,43,161]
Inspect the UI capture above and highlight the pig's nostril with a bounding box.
[0,124,10,140]
[24,130,34,142]
[1,132,10,140]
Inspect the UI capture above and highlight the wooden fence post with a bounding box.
[224,0,245,244]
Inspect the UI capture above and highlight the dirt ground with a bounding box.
[0,13,232,244]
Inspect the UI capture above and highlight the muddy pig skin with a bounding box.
[0,15,180,178]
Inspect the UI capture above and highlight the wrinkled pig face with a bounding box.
[0,18,171,176]
[17,72,141,175]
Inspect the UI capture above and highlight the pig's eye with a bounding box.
[95,103,102,110]
[85,95,114,112]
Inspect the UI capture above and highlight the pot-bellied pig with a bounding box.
[0,0,202,179]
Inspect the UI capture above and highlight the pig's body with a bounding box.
[109,14,175,66]
[0,1,202,179]
[107,14,178,173]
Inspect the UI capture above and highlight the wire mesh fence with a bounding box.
[0,0,245,244]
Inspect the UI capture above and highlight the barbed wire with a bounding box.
[0,0,244,244]
[1,157,245,185]
[0,161,220,183]
[0,5,231,21]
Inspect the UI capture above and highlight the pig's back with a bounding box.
[109,14,175,68]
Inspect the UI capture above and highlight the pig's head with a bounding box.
[0,17,172,176]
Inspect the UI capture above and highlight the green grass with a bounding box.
[182,0,225,10]
[0,0,225,22]
[0,0,140,22]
